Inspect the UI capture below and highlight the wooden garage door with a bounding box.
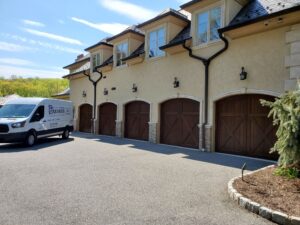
[161,98,199,149]
[125,101,149,141]
[216,94,278,160]
[79,104,92,133]
[99,103,117,136]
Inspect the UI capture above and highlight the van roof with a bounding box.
[5,97,71,105]
[5,97,44,105]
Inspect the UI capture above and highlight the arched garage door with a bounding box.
[160,98,199,149]
[216,94,278,160]
[125,101,150,141]
[98,103,117,136]
[79,104,92,133]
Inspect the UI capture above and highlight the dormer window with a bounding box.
[92,53,101,70]
[116,42,128,67]
[196,6,221,45]
[148,27,166,58]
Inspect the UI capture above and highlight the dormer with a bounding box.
[180,0,244,47]
[63,54,90,79]
[106,26,145,67]
[137,8,190,59]
[84,40,113,73]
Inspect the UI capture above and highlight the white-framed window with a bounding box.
[116,42,128,67]
[196,6,222,45]
[92,53,101,69]
[148,27,166,58]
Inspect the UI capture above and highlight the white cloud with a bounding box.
[23,28,83,46]
[0,58,36,66]
[22,19,45,27]
[99,0,158,21]
[0,64,66,78]
[71,17,129,35]
[1,33,82,54]
[0,41,33,52]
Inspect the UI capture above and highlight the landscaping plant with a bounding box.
[261,84,300,178]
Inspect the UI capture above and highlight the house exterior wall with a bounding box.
[69,24,295,150]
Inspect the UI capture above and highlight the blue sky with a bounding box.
[0,0,189,79]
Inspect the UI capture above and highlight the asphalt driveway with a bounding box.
[0,132,275,225]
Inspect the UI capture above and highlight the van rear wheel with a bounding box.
[25,132,36,147]
[62,128,69,139]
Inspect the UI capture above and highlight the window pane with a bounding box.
[210,7,221,41]
[116,42,128,66]
[148,27,165,57]
[198,12,208,44]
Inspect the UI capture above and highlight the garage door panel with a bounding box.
[79,104,92,133]
[216,94,278,160]
[161,98,199,149]
[99,103,116,136]
[125,101,149,141]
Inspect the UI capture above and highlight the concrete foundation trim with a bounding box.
[228,165,300,225]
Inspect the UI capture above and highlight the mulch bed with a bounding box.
[233,167,300,217]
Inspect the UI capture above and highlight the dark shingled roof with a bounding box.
[106,25,144,42]
[84,41,113,51]
[63,56,90,69]
[137,8,189,28]
[122,43,145,61]
[222,0,300,31]
[160,25,191,50]
[52,88,70,97]
[180,0,203,9]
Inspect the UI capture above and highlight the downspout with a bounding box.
[83,68,104,134]
[182,30,229,150]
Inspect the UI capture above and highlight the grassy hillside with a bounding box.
[0,77,69,98]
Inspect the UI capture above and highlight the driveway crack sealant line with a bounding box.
[182,30,229,150]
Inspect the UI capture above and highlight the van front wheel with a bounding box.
[62,128,69,139]
[25,132,36,147]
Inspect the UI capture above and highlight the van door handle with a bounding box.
[42,120,46,123]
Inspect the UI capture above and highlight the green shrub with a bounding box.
[274,167,299,179]
[261,85,300,171]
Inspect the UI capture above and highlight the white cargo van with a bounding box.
[0,98,73,146]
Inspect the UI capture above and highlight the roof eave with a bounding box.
[84,42,113,51]
[63,58,90,69]
[160,37,192,50]
[219,5,300,33]
[137,11,190,29]
[106,30,145,42]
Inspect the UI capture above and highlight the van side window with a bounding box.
[30,106,45,122]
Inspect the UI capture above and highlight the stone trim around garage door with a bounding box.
[228,165,300,225]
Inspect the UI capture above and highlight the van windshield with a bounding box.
[0,104,36,118]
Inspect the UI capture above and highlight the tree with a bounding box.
[261,85,300,171]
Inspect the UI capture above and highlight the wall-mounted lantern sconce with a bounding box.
[82,90,87,98]
[173,77,180,88]
[240,67,248,80]
[103,88,108,95]
[132,83,138,92]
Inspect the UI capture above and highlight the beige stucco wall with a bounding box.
[69,24,291,150]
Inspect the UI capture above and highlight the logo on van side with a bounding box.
[49,105,65,115]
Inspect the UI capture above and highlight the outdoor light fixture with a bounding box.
[82,91,87,98]
[132,83,138,92]
[173,77,180,88]
[240,67,248,80]
[103,88,108,95]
